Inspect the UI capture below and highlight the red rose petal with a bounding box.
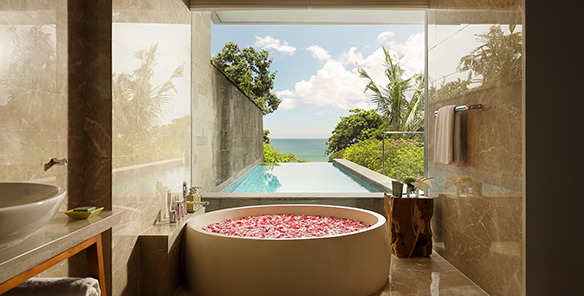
[202,214,370,239]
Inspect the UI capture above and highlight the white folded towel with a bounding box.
[434,105,456,164]
[4,277,101,296]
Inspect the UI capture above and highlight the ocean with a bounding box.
[270,138,329,162]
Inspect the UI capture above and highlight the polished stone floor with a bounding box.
[174,253,488,296]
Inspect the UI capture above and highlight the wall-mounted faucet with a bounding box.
[43,158,68,172]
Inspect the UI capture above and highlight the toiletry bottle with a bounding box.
[182,182,188,217]
[186,187,195,213]
[195,187,202,211]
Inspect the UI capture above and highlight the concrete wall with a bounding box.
[191,11,216,191]
[211,65,264,188]
[190,13,263,192]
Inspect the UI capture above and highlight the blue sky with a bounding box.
[211,24,425,139]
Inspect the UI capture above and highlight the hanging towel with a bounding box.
[4,277,101,296]
[450,111,465,166]
[434,105,456,164]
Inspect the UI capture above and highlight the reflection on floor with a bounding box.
[174,253,488,296]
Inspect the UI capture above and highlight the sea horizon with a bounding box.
[270,138,329,162]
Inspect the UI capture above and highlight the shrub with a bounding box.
[342,138,423,181]
[263,143,307,164]
[327,149,345,162]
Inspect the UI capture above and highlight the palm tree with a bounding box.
[457,25,522,87]
[403,73,425,132]
[112,43,184,141]
[357,46,424,132]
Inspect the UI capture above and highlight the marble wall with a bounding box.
[0,0,70,278]
[111,0,192,295]
[427,3,523,296]
[2,1,262,294]
[0,1,68,197]
[110,4,262,295]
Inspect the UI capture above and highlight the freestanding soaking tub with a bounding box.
[184,204,390,296]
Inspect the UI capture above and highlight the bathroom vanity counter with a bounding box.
[0,211,121,294]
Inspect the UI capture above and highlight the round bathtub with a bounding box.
[184,204,390,296]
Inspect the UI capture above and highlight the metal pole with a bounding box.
[382,134,385,175]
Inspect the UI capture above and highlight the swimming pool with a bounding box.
[221,163,379,193]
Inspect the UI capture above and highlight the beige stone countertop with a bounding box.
[0,211,121,284]
[140,207,206,250]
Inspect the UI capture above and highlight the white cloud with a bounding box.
[384,32,425,76]
[338,47,365,65]
[306,45,331,62]
[254,36,296,55]
[278,98,297,110]
[276,90,294,97]
[276,31,424,111]
[315,110,332,116]
[377,31,396,43]
[275,90,297,110]
[292,60,370,110]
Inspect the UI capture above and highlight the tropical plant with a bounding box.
[429,78,473,101]
[457,25,523,87]
[341,137,423,181]
[263,129,271,144]
[401,176,417,185]
[357,46,424,132]
[263,144,308,164]
[325,109,386,156]
[112,42,184,142]
[212,42,281,115]
[112,115,190,168]
[111,43,186,168]
[403,73,425,132]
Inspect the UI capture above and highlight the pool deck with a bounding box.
[202,191,386,216]
[332,159,395,192]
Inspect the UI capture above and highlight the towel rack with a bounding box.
[433,104,482,115]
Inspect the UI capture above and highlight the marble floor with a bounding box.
[174,253,488,296]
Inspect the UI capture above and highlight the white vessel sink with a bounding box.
[0,182,66,249]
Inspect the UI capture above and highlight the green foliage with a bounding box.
[113,115,189,169]
[328,149,345,162]
[263,144,308,164]
[341,138,423,182]
[429,78,472,101]
[112,43,187,169]
[212,42,281,115]
[357,47,425,132]
[401,176,417,185]
[458,25,523,87]
[113,42,184,142]
[263,129,271,144]
[325,109,386,156]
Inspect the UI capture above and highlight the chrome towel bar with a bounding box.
[433,104,482,115]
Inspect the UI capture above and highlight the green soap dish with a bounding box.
[65,207,103,219]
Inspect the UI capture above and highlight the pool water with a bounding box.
[221,163,379,193]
